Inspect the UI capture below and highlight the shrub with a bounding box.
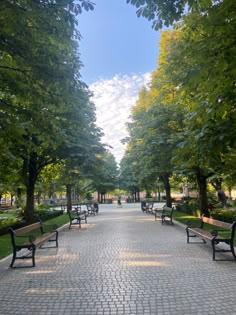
[34,209,64,222]
[0,218,26,236]
[210,209,236,223]
[0,209,63,235]
[175,198,200,216]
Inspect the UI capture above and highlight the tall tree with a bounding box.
[0,0,98,222]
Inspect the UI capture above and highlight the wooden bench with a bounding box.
[154,205,174,225]
[186,215,236,260]
[141,201,154,214]
[86,203,98,216]
[68,208,87,229]
[8,221,58,268]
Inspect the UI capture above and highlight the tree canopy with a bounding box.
[0,0,105,221]
[121,1,236,213]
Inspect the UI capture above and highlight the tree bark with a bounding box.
[161,173,172,207]
[66,184,72,211]
[23,154,38,223]
[16,188,22,208]
[196,167,210,216]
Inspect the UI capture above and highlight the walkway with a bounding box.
[0,203,235,315]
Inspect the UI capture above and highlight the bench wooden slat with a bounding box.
[13,222,41,236]
[33,232,58,247]
[201,217,232,229]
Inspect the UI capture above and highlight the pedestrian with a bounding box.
[217,189,227,207]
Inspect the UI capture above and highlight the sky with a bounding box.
[78,0,160,163]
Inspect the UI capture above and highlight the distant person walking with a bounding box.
[217,189,227,207]
[117,196,122,207]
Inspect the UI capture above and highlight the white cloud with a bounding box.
[90,73,151,164]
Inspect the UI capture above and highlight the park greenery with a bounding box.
[0,0,235,227]
[121,0,236,215]
[0,0,118,223]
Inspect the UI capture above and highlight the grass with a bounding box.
[0,213,69,260]
[0,212,16,219]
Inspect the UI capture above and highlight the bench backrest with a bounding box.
[163,206,174,213]
[86,204,95,210]
[201,216,233,229]
[68,208,81,218]
[10,222,42,236]
[147,202,153,209]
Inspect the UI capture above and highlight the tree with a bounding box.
[89,150,118,203]
[119,148,141,202]
[122,31,183,207]
[0,0,98,222]
[161,4,236,213]
[126,0,224,29]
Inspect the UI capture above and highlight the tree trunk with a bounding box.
[16,188,22,208]
[196,167,210,216]
[66,184,72,211]
[161,173,172,207]
[228,186,232,199]
[25,180,35,223]
[35,191,41,205]
[23,154,39,223]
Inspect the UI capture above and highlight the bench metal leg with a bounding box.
[186,227,189,243]
[10,245,36,268]
[211,239,216,260]
[9,250,17,268]
[32,247,36,267]
[230,242,236,259]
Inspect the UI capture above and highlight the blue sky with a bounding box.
[77,0,160,162]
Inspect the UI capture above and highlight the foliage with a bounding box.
[120,31,183,206]
[126,0,227,30]
[210,209,236,224]
[123,0,236,212]
[0,0,102,222]
[89,150,119,195]
[175,199,200,216]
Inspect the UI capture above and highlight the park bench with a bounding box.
[141,201,154,214]
[154,205,174,225]
[68,207,87,228]
[86,203,98,216]
[8,220,58,268]
[186,215,236,260]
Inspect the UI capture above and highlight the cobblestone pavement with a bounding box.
[0,203,236,315]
